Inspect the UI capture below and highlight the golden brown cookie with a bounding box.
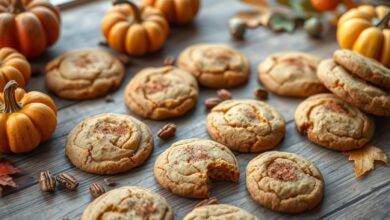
[317,59,390,116]
[258,51,327,97]
[65,113,153,174]
[206,99,285,153]
[333,49,390,89]
[46,48,124,100]
[183,204,259,220]
[81,186,173,220]
[124,66,198,120]
[246,151,324,213]
[154,138,240,198]
[178,44,250,88]
[295,93,375,151]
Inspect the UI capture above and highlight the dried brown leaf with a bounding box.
[240,0,268,9]
[232,10,273,29]
[346,145,388,177]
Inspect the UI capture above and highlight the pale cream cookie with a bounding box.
[183,204,259,220]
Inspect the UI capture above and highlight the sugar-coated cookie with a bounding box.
[124,66,198,120]
[183,204,259,220]
[154,138,239,198]
[46,48,124,100]
[258,51,326,97]
[178,44,250,88]
[65,113,153,174]
[81,186,173,220]
[333,49,390,89]
[317,59,390,116]
[246,151,324,213]
[295,93,374,151]
[206,99,285,152]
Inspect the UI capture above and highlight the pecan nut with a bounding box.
[205,98,223,109]
[216,89,232,100]
[157,123,176,140]
[103,177,116,187]
[39,170,56,192]
[254,88,268,100]
[56,173,79,190]
[89,183,105,198]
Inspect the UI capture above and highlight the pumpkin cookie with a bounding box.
[183,204,258,220]
[246,151,324,213]
[65,113,153,174]
[46,48,124,100]
[206,99,285,153]
[81,186,173,220]
[333,49,390,89]
[154,138,240,198]
[295,93,375,151]
[258,51,326,97]
[178,44,250,88]
[124,66,198,120]
[317,59,390,116]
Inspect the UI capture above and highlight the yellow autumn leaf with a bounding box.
[240,0,268,9]
[346,145,388,177]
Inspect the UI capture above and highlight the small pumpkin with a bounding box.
[142,0,200,25]
[102,0,169,56]
[0,0,61,59]
[0,80,57,153]
[337,5,390,67]
[0,47,31,91]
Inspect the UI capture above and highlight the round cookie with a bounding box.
[124,66,198,120]
[258,51,327,97]
[183,204,259,220]
[178,44,250,88]
[154,138,240,198]
[246,151,324,213]
[317,59,390,116]
[333,49,390,89]
[46,48,124,100]
[81,186,173,220]
[295,93,375,151]
[65,113,153,174]
[206,99,285,153]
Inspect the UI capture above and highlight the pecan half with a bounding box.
[216,89,232,100]
[56,173,79,191]
[157,123,177,140]
[39,170,56,192]
[89,183,105,198]
[254,88,268,100]
[205,98,223,109]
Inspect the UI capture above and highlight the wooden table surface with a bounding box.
[1,0,390,219]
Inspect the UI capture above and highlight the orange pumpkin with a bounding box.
[142,0,200,24]
[0,0,61,59]
[0,80,57,153]
[102,0,169,56]
[0,47,31,91]
[337,5,390,66]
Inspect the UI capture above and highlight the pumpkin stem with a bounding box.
[376,11,390,28]
[112,0,142,23]
[2,80,22,114]
[11,0,26,14]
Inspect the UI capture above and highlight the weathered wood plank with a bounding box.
[1,0,390,220]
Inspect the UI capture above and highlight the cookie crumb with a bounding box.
[105,95,114,103]
[157,123,176,140]
[205,98,223,109]
[194,197,219,208]
[254,88,268,100]
[217,89,232,100]
[163,56,175,66]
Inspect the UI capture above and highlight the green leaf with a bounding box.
[269,14,296,32]
[277,0,320,18]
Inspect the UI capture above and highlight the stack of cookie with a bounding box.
[317,49,390,117]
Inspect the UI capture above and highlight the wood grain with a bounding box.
[1,0,390,219]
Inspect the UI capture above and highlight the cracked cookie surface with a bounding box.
[154,138,239,198]
[124,66,198,120]
[46,48,124,100]
[178,44,250,88]
[295,93,374,151]
[206,99,285,153]
[317,59,390,116]
[333,49,390,89]
[258,51,326,97]
[65,113,153,174]
[81,186,173,220]
[183,204,258,220]
[246,151,324,213]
